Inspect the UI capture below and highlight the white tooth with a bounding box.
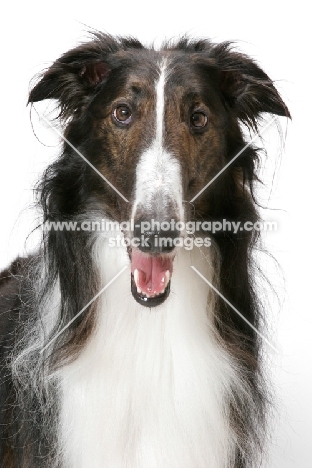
[165,270,170,286]
[137,287,142,294]
[146,293,150,298]
[134,269,139,286]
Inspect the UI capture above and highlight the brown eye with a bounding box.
[190,111,208,129]
[113,105,132,125]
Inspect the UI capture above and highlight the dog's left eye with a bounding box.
[113,105,132,125]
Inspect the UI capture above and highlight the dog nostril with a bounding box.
[142,231,178,253]
[133,220,179,253]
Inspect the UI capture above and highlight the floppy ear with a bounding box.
[212,43,291,129]
[28,42,112,119]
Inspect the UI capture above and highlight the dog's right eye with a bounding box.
[113,105,132,125]
[190,111,208,130]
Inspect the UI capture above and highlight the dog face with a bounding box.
[29,35,290,307]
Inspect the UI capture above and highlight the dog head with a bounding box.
[29,34,290,307]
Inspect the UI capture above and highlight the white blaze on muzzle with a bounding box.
[130,59,184,304]
[132,59,184,222]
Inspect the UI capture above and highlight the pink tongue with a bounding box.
[131,249,173,296]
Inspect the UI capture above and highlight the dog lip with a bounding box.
[127,246,176,260]
[131,274,171,307]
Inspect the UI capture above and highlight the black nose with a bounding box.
[133,220,180,253]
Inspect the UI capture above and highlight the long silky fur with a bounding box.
[0,33,290,468]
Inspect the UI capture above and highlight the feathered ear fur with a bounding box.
[28,42,113,119]
[28,34,144,119]
[211,43,291,129]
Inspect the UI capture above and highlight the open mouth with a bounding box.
[130,248,174,307]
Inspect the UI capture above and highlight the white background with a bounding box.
[0,1,311,467]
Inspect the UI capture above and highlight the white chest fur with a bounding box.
[58,241,238,468]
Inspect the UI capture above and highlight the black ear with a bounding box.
[28,41,112,119]
[212,43,291,129]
